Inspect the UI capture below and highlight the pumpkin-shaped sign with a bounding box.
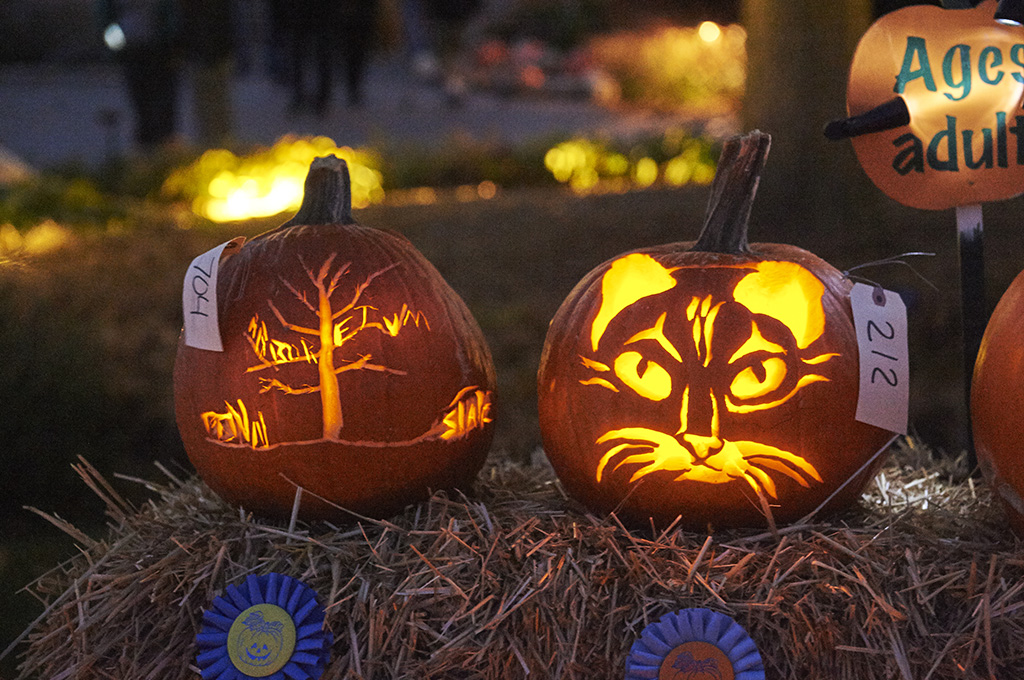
[846,0,1024,209]
[537,132,893,529]
[174,156,496,521]
[972,267,1024,535]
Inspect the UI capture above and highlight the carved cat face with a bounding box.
[579,253,840,499]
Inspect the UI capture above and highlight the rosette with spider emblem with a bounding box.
[625,608,764,680]
[196,573,332,679]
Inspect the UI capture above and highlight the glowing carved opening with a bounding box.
[728,320,786,363]
[730,357,787,400]
[614,351,673,401]
[199,253,450,449]
[591,253,679,352]
[579,253,838,497]
[202,399,270,449]
[625,312,682,362]
[440,387,493,441]
[731,261,825,349]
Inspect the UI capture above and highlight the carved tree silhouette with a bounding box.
[248,253,416,441]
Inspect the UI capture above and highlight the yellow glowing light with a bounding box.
[591,253,679,351]
[0,220,72,257]
[732,262,826,349]
[243,255,422,442]
[545,135,717,193]
[625,312,682,362]
[603,153,629,176]
[633,157,659,187]
[166,136,384,222]
[586,23,745,112]
[664,156,693,186]
[594,426,821,496]
[570,167,600,193]
[614,351,673,401]
[579,253,838,497]
[730,357,787,399]
[202,399,270,448]
[441,387,493,440]
[698,21,721,43]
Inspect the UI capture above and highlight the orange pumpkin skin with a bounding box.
[537,133,892,529]
[972,269,1024,535]
[174,158,495,521]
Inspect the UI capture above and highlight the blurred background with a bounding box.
[2,0,1007,673]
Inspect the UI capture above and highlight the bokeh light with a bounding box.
[164,136,385,223]
[544,133,718,194]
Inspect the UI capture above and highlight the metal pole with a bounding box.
[957,205,985,466]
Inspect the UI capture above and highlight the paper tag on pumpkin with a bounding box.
[851,283,909,434]
[182,238,244,351]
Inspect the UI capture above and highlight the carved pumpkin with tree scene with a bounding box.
[174,156,496,521]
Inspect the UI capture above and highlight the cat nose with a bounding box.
[678,386,717,437]
[676,387,723,458]
[681,432,723,459]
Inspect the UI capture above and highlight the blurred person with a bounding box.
[97,0,181,149]
[266,0,291,83]
[284,0,379,114]
[423,0,481,105]
[338,0,380,107]
[400,0,438,81]
[180,0,235,147]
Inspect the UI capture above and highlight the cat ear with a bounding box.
[732,262,826,349]
[592,253,678,351]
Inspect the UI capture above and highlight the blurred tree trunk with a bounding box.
[740,0,873,233]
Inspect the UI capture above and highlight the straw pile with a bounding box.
[9,439,1024,679]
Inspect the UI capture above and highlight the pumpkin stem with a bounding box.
[282,155,353,227]
[691,130,771,255]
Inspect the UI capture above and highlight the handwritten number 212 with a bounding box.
[867,319,898,386]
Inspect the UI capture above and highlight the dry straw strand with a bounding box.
[7,439,1024,679]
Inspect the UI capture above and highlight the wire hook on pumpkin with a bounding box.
[842,251,938,292]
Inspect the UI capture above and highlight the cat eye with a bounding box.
[730,356,788,400]
[614,351,673,401]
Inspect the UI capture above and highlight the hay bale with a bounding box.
[9,441,1024,679]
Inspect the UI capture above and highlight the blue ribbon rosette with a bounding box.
[196,573,332,680]
[625,608,765,680]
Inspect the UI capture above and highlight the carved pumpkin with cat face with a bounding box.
[538,132,893,529]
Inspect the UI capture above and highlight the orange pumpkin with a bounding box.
[847,0,1024,209]
[972,269,1024,534]
[174,156,496,521]
[537,132,892,529]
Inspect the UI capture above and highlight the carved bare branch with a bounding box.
[313,253,338,294]
[332,262,400,320]
[245,353,317,373]
[259,377,321,395]
[268,299,318,336]
[326,260,350,299]
[334,353,407,376]
[280,275,316,313]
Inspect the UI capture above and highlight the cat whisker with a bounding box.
[742,466,778,499]
[596,442,655,482]
[745,450,822,483]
